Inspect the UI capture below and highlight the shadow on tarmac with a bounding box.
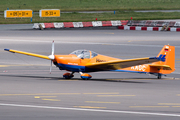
[0,74,165,84]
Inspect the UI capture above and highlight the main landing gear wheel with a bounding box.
[79,72,92,80]
[63,72,74,79]
[82,78,89,80]
[157,74,162,79]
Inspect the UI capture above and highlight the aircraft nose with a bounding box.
[48,55,55,60]
[54,55,67,64]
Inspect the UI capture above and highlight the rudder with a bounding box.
[153,45,175,73]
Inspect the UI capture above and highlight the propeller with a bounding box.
[48,41,55,74]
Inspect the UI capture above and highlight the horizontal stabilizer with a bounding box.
[149,64,172,70]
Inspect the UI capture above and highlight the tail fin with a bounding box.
[151,45,175,74]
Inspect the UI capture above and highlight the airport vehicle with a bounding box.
[4,42,175,79]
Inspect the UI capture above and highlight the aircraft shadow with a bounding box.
[0,74,163,84]
[0,74,60,80]
[85,78,162,84]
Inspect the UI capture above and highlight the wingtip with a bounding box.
[4,49,10,51]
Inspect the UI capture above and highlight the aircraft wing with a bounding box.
[86,57,161,70]
[4,49,51,60]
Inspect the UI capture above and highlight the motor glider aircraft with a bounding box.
[4,41,175,79]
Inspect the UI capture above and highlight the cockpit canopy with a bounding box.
[70,50,98,59]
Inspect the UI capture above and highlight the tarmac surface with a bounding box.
[0,24,180,120]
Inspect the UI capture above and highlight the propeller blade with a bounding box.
[48,41,55,60]
[50,60,52,74]
[52,40,54,55]
[49,41,54,74]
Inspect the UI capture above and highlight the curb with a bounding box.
[118,26,180,32]
[33,20,128,29]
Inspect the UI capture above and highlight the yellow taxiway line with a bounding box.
[85,101,120,104]
[34,96,57,98]
[41,99,60,101]
[129,106,170,108]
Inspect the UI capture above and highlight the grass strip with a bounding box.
[1,11,180,24]
[0,0,180,12]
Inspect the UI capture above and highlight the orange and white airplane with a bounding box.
[4,41,175,79]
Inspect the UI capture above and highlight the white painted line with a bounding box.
[1,38,180,48]
[0,103,180,117]
[1,38,174,48]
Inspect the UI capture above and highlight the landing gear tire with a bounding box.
[79,72,92,80]
[64,76,73,79]
[157,74,162,79]
[63,72,74,79]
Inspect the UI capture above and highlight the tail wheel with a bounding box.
[157,74,162,79]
